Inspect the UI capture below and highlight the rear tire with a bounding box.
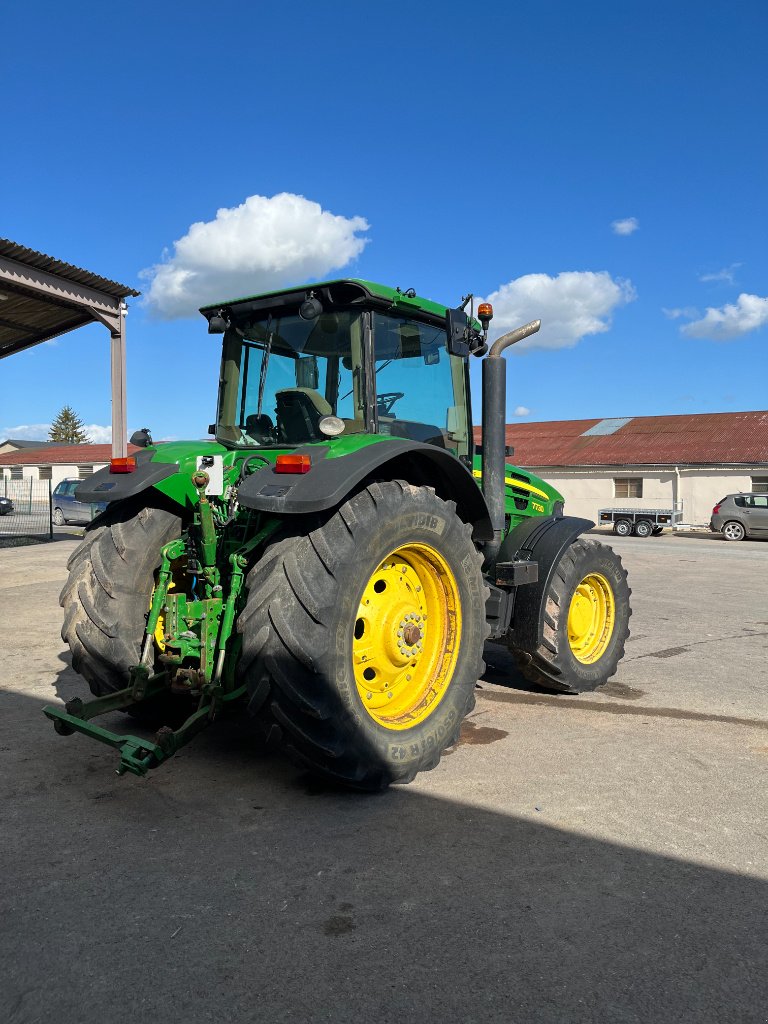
[238,481,488,789]
[507,538,631,694]
[614,519,632,537]
[633,519,653,538]
[722,520,746,541]
[60,501,181,696]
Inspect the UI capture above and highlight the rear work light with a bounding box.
[275,454,311,474]
[110,457,136,473]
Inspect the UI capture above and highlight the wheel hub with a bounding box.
[353,544,460,729]
[567,572,616,665]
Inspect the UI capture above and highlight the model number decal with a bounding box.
[531,501,545,513]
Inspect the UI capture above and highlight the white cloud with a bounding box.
[680,293,768,341]
[663,306,699,320]
[142,192,370,319]
[0,423,51,441]
[83,424,112,443]
[513,406,531,416]
[612,217,639,236]
[700,263,741,284]
[0,423,112,443]
[479,271,635,352]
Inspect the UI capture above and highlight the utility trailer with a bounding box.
[598,506,684,538]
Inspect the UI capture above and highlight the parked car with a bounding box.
[710,493,768,541]
[51,479,108,526]
[0,496,14,516]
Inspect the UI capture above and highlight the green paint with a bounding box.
[199,277,481,330]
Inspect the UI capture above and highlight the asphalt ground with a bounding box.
[1,530,767,1023]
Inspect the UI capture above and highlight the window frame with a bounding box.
[614,477,643,499]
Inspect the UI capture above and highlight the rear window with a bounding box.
[733,496,746,507]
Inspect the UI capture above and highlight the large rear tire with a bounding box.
[508,537,631,694]
[60,502,181,696]
[238,481,488,789]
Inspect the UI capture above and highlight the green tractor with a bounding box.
[46,280,631,788]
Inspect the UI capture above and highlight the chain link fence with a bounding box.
[0,478,53,541]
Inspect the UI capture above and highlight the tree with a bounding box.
[49,406,91,444]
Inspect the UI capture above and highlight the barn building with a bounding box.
[477,410,768,527]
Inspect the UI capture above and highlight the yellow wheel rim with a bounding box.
[567,572,615,664]
[352,543,462,731]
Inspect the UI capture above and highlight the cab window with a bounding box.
[372,313,470,458]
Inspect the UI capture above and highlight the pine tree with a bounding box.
[49,406,91,444]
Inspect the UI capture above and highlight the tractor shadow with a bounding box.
[7,676,768,1024]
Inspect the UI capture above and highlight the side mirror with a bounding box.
[446,307,469,357]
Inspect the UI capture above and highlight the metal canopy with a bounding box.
[0,238,140,458]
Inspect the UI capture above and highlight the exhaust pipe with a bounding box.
[481,319,541,565]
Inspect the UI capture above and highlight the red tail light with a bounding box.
[275,454,311,474]
[712,504,721,515]
[110,457,136,473]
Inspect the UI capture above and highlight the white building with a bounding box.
[0,443,137,493]
[477,410,768,527]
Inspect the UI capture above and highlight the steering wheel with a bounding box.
[376,391,405,416]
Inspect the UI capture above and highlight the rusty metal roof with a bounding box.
[474,411,768,467]
[0,238,139,358]
[0,443,139,467]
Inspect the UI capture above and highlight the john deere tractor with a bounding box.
[46,280,631,788]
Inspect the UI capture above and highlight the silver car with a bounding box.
[710,493,768,541]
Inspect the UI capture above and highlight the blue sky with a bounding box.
[1,0,766,442]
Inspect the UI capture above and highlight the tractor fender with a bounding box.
[237,438,493,541]
[74,453,178,505]
[498,514,595,646]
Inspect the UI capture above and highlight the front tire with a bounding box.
[52,507,65,526]
[508,538,631,694]
[614,518,632,537]
[60,501,181,695]
[238,482,488,789]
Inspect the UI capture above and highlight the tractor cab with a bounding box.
[206,279,475,465]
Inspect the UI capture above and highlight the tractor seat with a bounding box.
[244,413,275,443]
[276,388,333,444]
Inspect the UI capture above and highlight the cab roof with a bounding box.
[199,278,479,329]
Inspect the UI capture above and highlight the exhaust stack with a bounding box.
[481,319,541,564]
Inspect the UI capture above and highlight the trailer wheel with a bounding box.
[508,538,631,694]
[238,481,488,789]
[613,518,632,537]
[60,501,182,695]
[633,519,653,538]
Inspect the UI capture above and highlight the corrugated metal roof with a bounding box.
[474,411,768,466]
[0,238,139,358]
[0,443,139,467]
[0,239,140,301]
